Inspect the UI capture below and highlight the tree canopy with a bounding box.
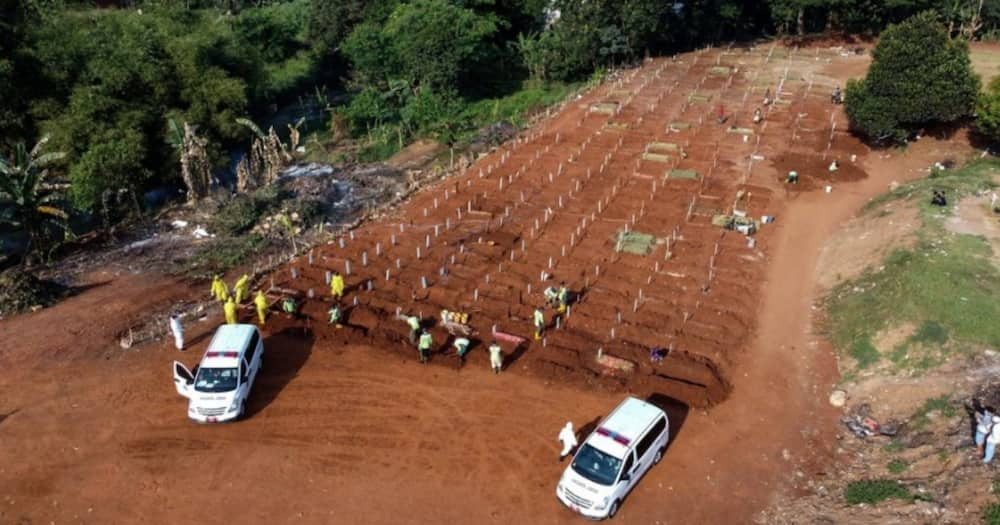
[845,11,980,143]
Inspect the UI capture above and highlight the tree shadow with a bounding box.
[245,328,313,418]
[645,393,690,450]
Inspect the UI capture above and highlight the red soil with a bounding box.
[0,42,939,524]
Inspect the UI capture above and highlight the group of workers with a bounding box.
[210,274,274,326]
[537,282,571,340]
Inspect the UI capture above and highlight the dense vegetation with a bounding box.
[3,0,1000,264]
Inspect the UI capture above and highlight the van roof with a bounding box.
[587,397,666,459]
[200,324,257,367]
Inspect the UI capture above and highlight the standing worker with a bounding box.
[282,296,298,318]
[453,336,471,365]
[558,422,578,462]
[224,297,238,325]
[985,416,1000,464]
[233,274,250,304]
[330,270,345,300]
[169,313,184,351]
[211,275,228,302]
[253,290,269,325]
[328,303,342,328]
[534,306,545,340]
[407,315,421,346]
[488,340,503,374]
[418,329,433,364]
[557,283,569,314]
[976,406,996,456]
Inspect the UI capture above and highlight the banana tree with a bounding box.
[0,136,71,264]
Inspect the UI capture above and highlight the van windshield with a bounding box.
[571,444,623,486]
[194,367,238,393]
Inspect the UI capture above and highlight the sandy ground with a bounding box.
[0,43,973,524]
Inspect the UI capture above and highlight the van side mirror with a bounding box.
[620,473,631,483]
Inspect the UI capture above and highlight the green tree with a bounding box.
[845,11,980,143]
[975,76,1000,143]
[0,136,71,261]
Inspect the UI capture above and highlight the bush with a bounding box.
[845,11,980,144]
[887,459,909,474]
[844,479,911,505]
[212,195,261,235]
[182,235,268,279]
[0,269,67,317]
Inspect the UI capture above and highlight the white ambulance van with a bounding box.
[172,324,263,423]
[556,396,670,519]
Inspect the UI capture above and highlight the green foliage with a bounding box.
[844,479,912,505]
[183,234,269,279]
[976,76,1000,144]
[212,195,261,236]
[845,11,980,143]
[0,136,71,259]
[67,129,150,211]
[827,160,1000,374]
[401,89,463,144]
[883,440,904,453]
[887,458,909,474]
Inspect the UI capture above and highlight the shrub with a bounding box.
[984,502,1000,525]
[844,479,911,505]
[212,195,261,235]
[845,11,980,144]
[887,459,909,474]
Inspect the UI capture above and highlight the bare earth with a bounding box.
[0,43,963,524]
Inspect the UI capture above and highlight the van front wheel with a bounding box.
[654,447,665,464]
[607,500,620,519]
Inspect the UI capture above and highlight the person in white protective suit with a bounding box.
[558,422,578,462]
[169,313,184,351]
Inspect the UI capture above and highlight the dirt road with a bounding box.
[0,43,956,524]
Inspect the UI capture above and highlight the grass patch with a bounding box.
[848,337,880,368]
[844,479,911,505]
[462,81,582,130]
[826,159,1000,374]
[910,395,958,430]
[887,458,909,474]
[985,502,1000,525]
[181,235,269,279]
[883,440,904,453]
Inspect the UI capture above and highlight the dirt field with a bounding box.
[0,42,950,524]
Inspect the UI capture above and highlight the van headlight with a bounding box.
[595,496,610,511]
[556,484,564,495]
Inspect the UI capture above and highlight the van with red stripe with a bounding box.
[172,324,264,423]
[556,397,670,519]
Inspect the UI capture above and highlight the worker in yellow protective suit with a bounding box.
[534,306,545,340]
[557,283,569,314]
[224,297,238,325]
[330,270,345,299]
[254,290,269,325]
[211,275,228,302]
[233,274,250,303]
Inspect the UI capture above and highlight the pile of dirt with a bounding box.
[0,269,68,318]
[772,152,868,191]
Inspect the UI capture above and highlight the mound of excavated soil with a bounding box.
[0,269,67,318]
[773,152,868,191]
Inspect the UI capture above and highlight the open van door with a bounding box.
[173,361,194,398]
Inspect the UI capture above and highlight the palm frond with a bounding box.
[34,151,66,167]
[236,118,266,140]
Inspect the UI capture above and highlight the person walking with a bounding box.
[224,297,238,325]
[328,303,342,328]
[418,329,433,364]
[558,422,578,462]
[211,275,228,302]
[407,315,421,346]
[453,336,471,365]
[488,340,503,374]
[977,407,996,456]
[169,313,184,351]
[330,270,345,300]
[534,306,545,340]
[254,290,269,325]
[233,274,250,304]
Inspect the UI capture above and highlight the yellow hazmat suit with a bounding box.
[224,297,238,325]
[233,274,250,303]
[254,291,268,325]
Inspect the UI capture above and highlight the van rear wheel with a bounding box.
[654,447,665,464]
[607,500,620,519]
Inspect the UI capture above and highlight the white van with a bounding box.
[172,324,264,423]
[556,397,670,519]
